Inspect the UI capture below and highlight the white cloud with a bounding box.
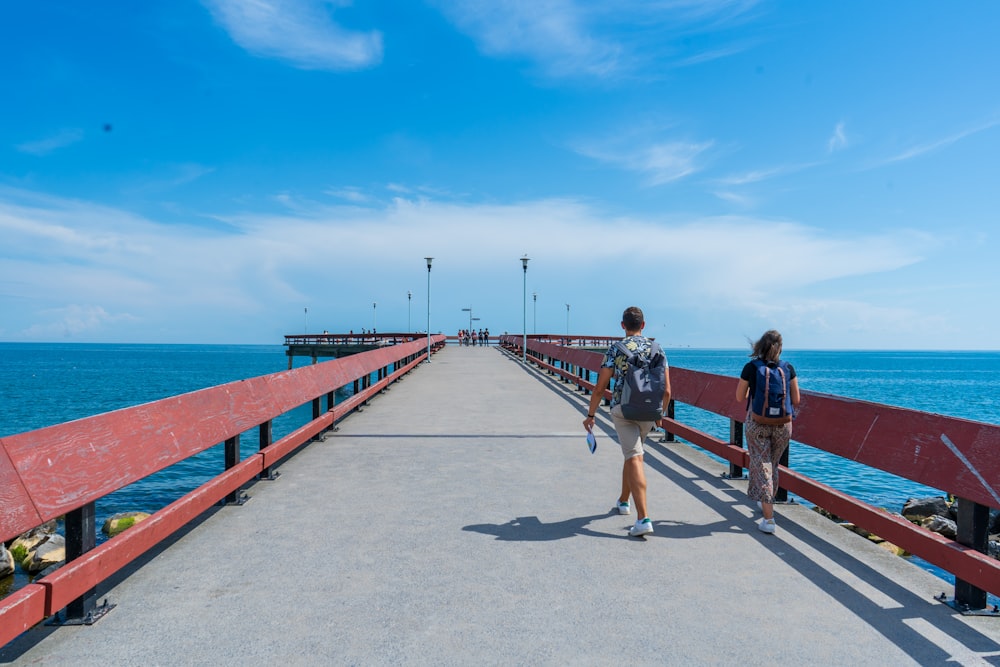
[202,0,383,71]
[429,0,761,79]
[715,161,824,187]
[576,138,713,185]
[880,117,1000,165]
[0,187,944,346]
[16,129,84,156]
[827,121,847,152]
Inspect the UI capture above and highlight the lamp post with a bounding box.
[373,302,377,333]
[566,303,570,337]
[408,290,412,332]
[532,292,537,334]
[425,257,433,362]
[304,307,308,334]
[520,255,530,362]
[461,307,473,332]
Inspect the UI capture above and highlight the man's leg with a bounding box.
[623,454,647,519]
[619,464,631,506]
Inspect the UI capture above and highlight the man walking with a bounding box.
[583,306,671,537]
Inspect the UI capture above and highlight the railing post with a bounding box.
[64,503,96,622]
[659,399,675,442]
[727,418,744,479]
[224,435,245,505]
[954,496,990,610]
[776,442,789,502]
[259,420,277,480]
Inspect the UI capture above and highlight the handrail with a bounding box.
[500,334,1000,609]
[0,334,446,646]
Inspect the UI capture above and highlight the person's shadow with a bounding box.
[465,514,744,542]
[463,511,629,541]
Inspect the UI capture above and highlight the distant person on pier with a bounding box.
[735,329,801,535]
[583,306,671,538]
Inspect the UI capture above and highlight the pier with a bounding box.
[2,339,1000,664]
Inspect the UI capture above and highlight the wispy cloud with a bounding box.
[880,118,1000,165]
[576,137,713,185]
[715,160,823,187]
[202,0,383,71]
[324,186,373,204]
[827,121,847,152]
[429,0,762,79]
[16,129,84,156]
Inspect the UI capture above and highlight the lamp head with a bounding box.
[425,257,434,270]
[520,255,530,270]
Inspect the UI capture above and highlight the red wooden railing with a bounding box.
[501,335,1000,611]
[0,335,446,647]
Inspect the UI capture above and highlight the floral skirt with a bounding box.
[745,415,792,504]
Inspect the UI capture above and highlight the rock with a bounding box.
[989,540,1000,560]
[902,497,950,522]
[9,522,58,565]
[840,523,873,539]
[21,534,66,574]
[990,511,1000,535]
[812,506,842,522]
[102,511,151,537]
[921,515,958,540]
[0,546,14,577]
[877,540,909,557]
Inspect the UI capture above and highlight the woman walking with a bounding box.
[735,330,801,534]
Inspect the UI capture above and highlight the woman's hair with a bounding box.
[750,329,782,363]
[622,306,644,331]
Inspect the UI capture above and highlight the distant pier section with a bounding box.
[284,332,423,368]
[284,333,630,367]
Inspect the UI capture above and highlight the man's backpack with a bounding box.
[749,359,794,424]
[614,339,667,422]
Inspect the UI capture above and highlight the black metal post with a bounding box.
[259,420,277,480]
[954,497,990,610]
[776,442,789,502]
[224,435,243,505]
[65,502,97,621]
[659,399,675,443]
[728,418,744,479]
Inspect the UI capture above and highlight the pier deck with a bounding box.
[4,346,1000,665]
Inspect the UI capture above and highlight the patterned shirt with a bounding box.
[601,335,667,406]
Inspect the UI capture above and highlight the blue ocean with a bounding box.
[1,343,998,598]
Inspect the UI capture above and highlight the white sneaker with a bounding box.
[629,518,653,537]
[616,501,631,515]
[758,517,776,534]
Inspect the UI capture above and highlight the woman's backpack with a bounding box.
[749,359,794,424]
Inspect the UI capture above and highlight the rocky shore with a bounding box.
[1,512,151,583]
[813,496,1000,560]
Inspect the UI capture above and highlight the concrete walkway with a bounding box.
[4,345,1000,666]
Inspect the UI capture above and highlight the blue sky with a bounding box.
[2,1,998,349]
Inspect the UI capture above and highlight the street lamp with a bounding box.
[520,255,530,362]
[425,257,433,362]
[566,303,570,337]
[304,307,308,334]
[373,301,377,333]
[461,307,474,332]
[408,290,412,332]
[532,292,537,334]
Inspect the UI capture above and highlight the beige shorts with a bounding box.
[610,404,656,460]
